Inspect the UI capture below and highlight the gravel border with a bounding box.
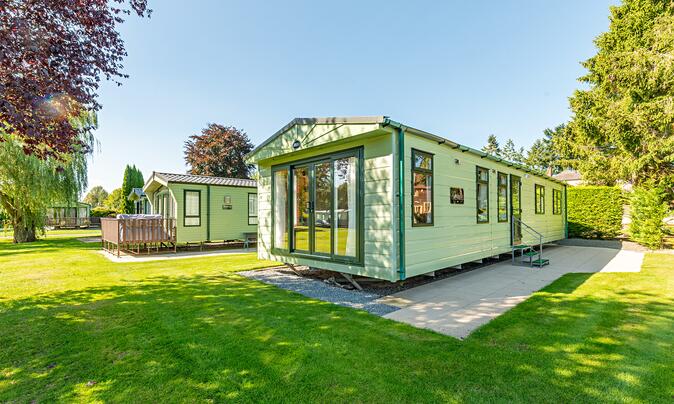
[238,267,399,316]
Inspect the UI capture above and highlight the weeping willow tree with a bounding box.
[0,115,94,243]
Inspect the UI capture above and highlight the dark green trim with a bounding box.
[183,189,201,227]
[270,147,364,266]
[535,184,545,214]
[564,185,568,238]
[206,185,211,241]
[497,171,508,222]
[397,127,406,281]
[476,166,489,223]
[270,167,290,253]
[552,188,562,215]
[411,148,434,227]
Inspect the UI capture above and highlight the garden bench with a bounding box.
[242,232,257,250]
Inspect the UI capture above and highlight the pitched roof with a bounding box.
[553,169,583,181]
[247,116,385,159]
[152,172,257,188]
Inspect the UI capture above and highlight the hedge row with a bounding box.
[567,186,624,239]
[629,186,670,249]
[91,207,119,217]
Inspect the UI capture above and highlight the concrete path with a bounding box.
[99,248,256,263]
[379,245,644,339]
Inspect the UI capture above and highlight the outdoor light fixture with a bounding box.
[292,140,301,150]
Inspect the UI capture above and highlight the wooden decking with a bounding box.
[101,217,176,256]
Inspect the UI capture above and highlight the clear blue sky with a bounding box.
[89,0,617,193]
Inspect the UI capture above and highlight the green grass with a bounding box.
[1,236,673,402]
[0,228,102,240]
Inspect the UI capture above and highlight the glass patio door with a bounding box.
[292,160,333,256]
[288,151,359,261]
[292,166,311,253]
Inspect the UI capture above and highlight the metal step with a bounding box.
[531,258,550,267]
[522,251,539,257]
[512,244,530,250]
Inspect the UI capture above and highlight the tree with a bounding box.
[184,124,254,178]
[104,188,124,213]
[120,165,144,213]
[481,134,501,157]
[525,125,566,174]
[501,139,526,165]
[0,131,89,242]
[565,0,674,188]
[0,1,150,159]
[84,186,109,208]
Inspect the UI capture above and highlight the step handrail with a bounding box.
[511,216,544,265]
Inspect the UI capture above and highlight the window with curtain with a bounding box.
[412,149,433,226]
[248,193,258,225]
[497,172,508,222]
[273,169,289,250]
[476,166,489,223]
[535,184,545,214]
[184,190,201,226]
[553,188,562,215]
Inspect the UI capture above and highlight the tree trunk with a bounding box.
[13,223,36,243]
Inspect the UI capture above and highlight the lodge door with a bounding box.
[510,174,522,245]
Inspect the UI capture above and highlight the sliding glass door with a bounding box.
[314,161,332,255]
[272,148,362,263]
[293,166,310,252]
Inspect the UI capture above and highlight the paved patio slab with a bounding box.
[379,245,644,339]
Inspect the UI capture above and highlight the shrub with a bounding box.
[91,207,118,217]
[567,186,624,239]
[629,186,670,250]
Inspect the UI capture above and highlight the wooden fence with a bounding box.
[101,217,176,256]
[46,217,91,228]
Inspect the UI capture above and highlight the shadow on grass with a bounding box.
[1,269,672,402]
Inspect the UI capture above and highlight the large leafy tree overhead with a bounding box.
[0,0,150,158]
[566,0,674,187]
[184,124,254,179]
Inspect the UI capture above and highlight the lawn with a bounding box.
[0,236,672,402]
[0,228,102,240]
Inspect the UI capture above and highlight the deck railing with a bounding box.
[46,217,91,228]
[101,217,176,256]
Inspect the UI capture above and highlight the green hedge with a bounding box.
[91,207,119,217]
[568,186,624,239]
[629,186,670,249]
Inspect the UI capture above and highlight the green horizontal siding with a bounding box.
[403,133,565,278]
[146,182,256,244]
[256,125,397,281]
